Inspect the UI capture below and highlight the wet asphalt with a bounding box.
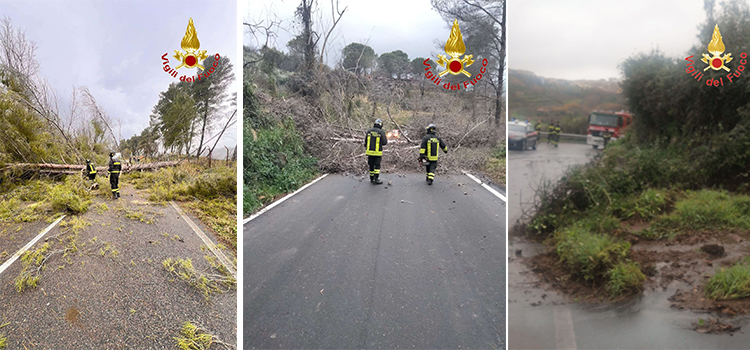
[508,143,750,349]
[244,173,506,349]
[0,184,236,349]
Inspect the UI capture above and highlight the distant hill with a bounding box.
[509,70,627,133]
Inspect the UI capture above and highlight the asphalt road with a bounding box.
[507,142,750,349]
[508,142,598,226]
[0,184,236,349]
[244,173,506,349]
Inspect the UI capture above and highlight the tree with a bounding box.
[411,57,428,97]
[190,54,235,158]
[150,83,197,154]
[378,50,409,78]
[295,0,318,73]
[340,42,376,75]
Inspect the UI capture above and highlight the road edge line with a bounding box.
[243,173,329,224]
[462,171,507,202]
[0,215,65,276]
[553,305,578,350]
[169,201,237,278]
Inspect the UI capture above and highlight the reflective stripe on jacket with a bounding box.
[365,127,387,156]
[420,133,448,161]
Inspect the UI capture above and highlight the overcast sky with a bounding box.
[244,0,455,67]
[510,0,706,80]
[1,0,238,151]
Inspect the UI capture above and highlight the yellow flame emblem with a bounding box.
[173,18,208,70]
[436,19,474,77]
[701,24,733,72]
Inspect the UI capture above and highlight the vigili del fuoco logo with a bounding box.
[423,19,488,91]
[685,24,746,86]
[161,18,221,83]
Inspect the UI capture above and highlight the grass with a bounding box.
[127,162,236,248]
[554,227,631,282]
[484,142,506,185]
[653,190,750,232]
[607,261,646,296]
[705,258,750,300]
[162,258,236,300]
[174,321,230,350]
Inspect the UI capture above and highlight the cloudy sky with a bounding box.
[244,0,455,67]
[510,0,706,80]
[1,0,238,151]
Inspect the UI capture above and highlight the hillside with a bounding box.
[508,69,626,133]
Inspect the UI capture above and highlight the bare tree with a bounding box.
[318,0,348,69]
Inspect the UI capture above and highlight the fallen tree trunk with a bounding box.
[2,160,184,175]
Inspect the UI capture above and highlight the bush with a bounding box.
[607,261,646,296]
[244,118,317,215]
[705,258,750,300]
[554,227,630,282]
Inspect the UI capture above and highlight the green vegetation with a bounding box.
[174,321,229,350]
[0,175,96,223]
[14,243,50,293]
[243,83,317,215]
[555,227,630,282]
[653,190,750,231]
[162,258,236,300]
[705,259,750,300]
[484,143,506,185]
[127,162,237,248]
[607,261,646,297]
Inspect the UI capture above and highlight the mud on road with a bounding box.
[515,227,750,334]
[0,184,236,349]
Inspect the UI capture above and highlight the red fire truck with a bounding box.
[586,110,633,149]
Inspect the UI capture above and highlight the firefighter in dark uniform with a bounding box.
[553,121,562,148]
[85,159,96,180]
[547,121,555,144]
[108,152,121,199]
[419,124,448,185]
[535,120,542,133]
[602,129,613,149]
[365,119,387,185]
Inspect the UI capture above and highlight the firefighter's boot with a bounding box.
[428,179,433,185]
[372,174,383,185]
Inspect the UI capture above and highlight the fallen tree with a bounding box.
[1,160,184,176]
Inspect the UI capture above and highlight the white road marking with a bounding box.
[170,201,237,278]
[553,305,577,350]
[0,215,65,276]
[462,171,507,202]
[243,173,329,224]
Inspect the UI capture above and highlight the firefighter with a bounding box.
[85,159,96,181]
[552,121,562,148]
[419,124,448,185]
[365,119,387,185]
[108,152,121,199]
[535,120,542,133]
[547,121,555,144]
[602,129,613,149]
